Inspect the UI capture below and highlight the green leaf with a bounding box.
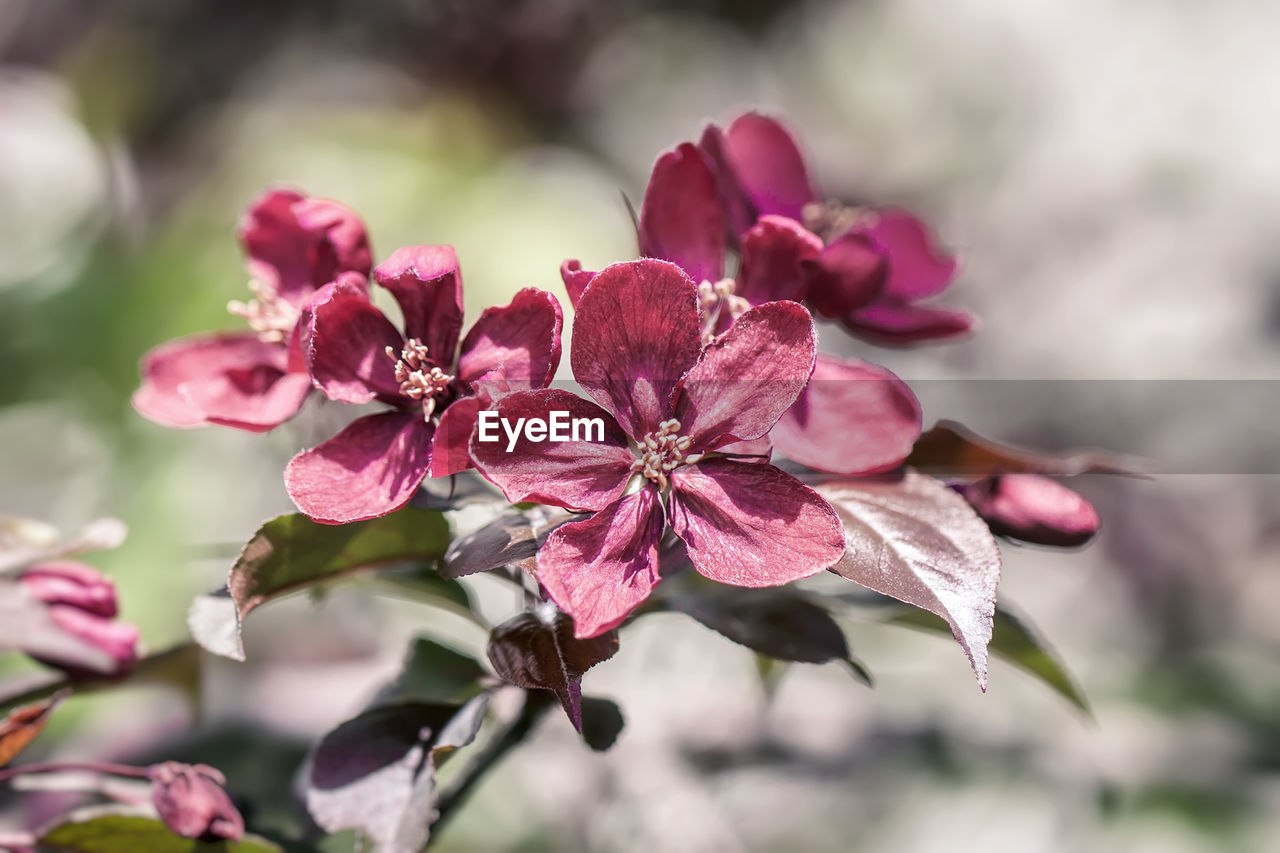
[883,604,1091,714]
[188,507,452,661]
[37,808,281,852]
[378,638,488,705]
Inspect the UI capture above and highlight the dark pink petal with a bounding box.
[638,142,726,283]
[560,259,596,310]
[803,230,887,320]
[771,354,921,474]
[373,245,464,364]
[133,332,302,431]
[866,208,958,301]
[570,259,701,439]
[430,396,482,478]
[469,389,633,512]
[538,488,666,638]
[238,189,371,306]
[40,605,139,676]
[720,112,818,222]
[20,561,118,617]
[284,411,433,524]
[698,123,758,239]
[457,287,563,388]
[303,276,403,404]
[959,474,1100,547]
[736,215,823,305]
[844,301,976,346]
[674,301,816,448]
[669,459,845,586]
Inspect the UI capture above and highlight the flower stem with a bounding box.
[0,760,150,785]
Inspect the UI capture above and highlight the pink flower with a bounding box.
[148,762,244,842]
[956,474,1101,547]
[18,561,138,676]
[471,259,846,638]
[697,112,975,345]
[564,143,923,476]
[133,188,372,432]
[286,245,563,524]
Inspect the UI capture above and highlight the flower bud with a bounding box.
[18,561,139,676]
[19,560,118,616]
[148,761,244,842]
[958,473,1100,547]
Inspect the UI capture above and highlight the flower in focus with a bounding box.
[148,761,244,842]
[956,473,1101,547]
[692,111,974,345]
[472,259,846,637]
[286,245,562,524]
[18,561,138,676]
[133,188,372,432]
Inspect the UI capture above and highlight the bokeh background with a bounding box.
[2,0,1279,850]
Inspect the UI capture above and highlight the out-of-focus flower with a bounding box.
[472,259,845,637]
[148,761,244,842]
[133,188,372,432]
[695,112,973,345]
[564,143,922,475]
[286,245,562,524]
[956,473,1100,547]
[18,561,138,676]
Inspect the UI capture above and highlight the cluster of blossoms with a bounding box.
[132,111,1100,638]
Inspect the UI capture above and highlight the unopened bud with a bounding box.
[958,473,1100,547]
[19,561,138,676]
[148,761,244,842]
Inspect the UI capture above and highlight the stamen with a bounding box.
[697,278,750,343]
[630,419,696,489]
[385,338,454,422]
[801,199,878,242]
[227,279,299,343]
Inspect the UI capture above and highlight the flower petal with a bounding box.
[133,332,300,431]
[430,396,482,478]
[638,142,726,284]
[803,230,887,320]
[238,189,371,306]
[284,411,433,524]
[958,474,1100,547]
[560,260,596,310]
[669,459,845,586]
[303,275,403,404]
[457,287,563,388]
[771,354,922,474]
[373,245,464,364]
[697,123,758,240]
[720,112,818,222]
[674,301,816,448]
[736,215,823,305]
[570,259,701,439]
[538,488,666,638]
[469,389,634,512]
[866,208,958,301]
[844,301,976,346]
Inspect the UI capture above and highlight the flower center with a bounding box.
[697,277,750,342]
[801,199,878,243]
[227,279,300,344]
[630,418,701,491]
[385,338,454,421]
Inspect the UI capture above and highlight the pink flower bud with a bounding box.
[959,473,1100,547]
[148,762,244,842]
[43,605,140,675]
[19,560,118,617]
[18,561,138,676]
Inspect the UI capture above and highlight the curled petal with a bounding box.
[771,354,922,475]
[736,215,823,305]
[238,189,371,306]
[803,231,887,320]
[560,259,596,310]
[719,112,818,222]
[38,606,139,676]
[430,396,482,478]
[570,259,701,439]
[866,208,958,301]
[675,301,816,448]
[669,459,844,586]
[303,275,403,403]
[844,301,976,346]
[638,142,726,283]
[284,412,433,524]
[958,474,1100,547]
[374,245,465,364]
[133,332,306,432]
[538,488,666,638]
[469,389,633,512]
[457,288,563,388]
[697,123,758,240]
[20,561,118,617]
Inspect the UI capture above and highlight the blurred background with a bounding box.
[1,0,1278,850]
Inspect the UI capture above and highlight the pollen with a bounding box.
[227,279,299,343]
[631,418,701,490]
[697,278,751,342]
[385,338,454,421]
[801,199,877,242]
